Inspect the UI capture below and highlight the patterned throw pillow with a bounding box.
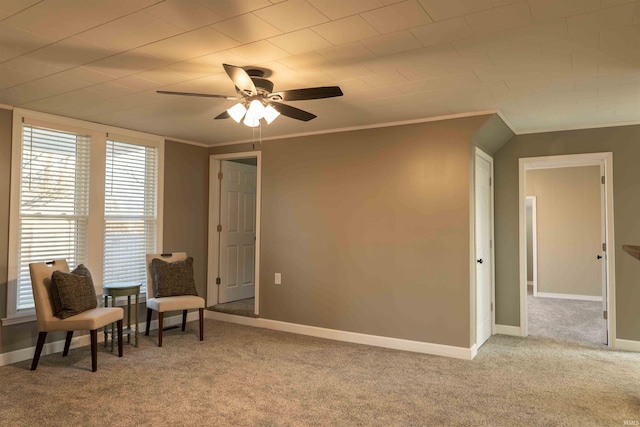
[50,264,93,316]
[51,265,97,319]
[151,257,198,298]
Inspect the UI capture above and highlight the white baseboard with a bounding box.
[494,324,522,336]
[205,311,475,360]
[535,292,602,302]
[615,338,640,352]
[0,311,199,367]
[0,332,97,367]
[470,343,478,359]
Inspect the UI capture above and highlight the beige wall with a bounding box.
[494,126,640,341]
[0,115,210,354]
[162,140,210,298]
[471,114,515,155]
[526,167,602,296]
[215,116,491,348]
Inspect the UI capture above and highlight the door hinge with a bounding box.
[489,177,492,186]
[217,224,222,232]
[218,172,223,180]
[603,310,607,320]
[601,176,605,184]
[215,277,221,285]
[489,240,493,249]
[602,242,606,251]
[490,302,494,312]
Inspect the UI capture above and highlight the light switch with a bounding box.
[275,273,281,284]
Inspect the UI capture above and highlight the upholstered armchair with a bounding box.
[29,260,124,372]
[145,253,205,347]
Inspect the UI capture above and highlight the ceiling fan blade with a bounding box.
[214,111,230,120]
[156,90,236,100]
[270,86,343,102]
[270,101,317,121]
[223,64,257,96]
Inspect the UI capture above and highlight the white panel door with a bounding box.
[219,160,256,303]
[475,154,492,349]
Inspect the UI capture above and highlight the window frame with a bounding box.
[3,108,164,325]
[103,138,159,294]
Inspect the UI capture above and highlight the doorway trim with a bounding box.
[526,196,538,296]
[474,147,496,350]
[207,151,262,316]
[518,152,615,347]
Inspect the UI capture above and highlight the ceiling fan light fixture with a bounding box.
[227,103,247,123]
[263,105,280,124]
[243,115,260,127]
[245,99,265,121]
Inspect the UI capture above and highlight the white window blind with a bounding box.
[17,125,90,310]
[103,140,158,292]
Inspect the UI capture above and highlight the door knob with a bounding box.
[597,255,603,259]
[477,259,483,264]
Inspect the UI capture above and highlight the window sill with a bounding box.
[1,313,36,326]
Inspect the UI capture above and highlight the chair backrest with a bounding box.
[145,252,187,299]
[29,260,70,331]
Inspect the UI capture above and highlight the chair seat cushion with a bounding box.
[52,266,97,319]
[151,257,198,298]
[147,296,205,312]
[42,307,124,332]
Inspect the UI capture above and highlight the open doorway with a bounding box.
[519,153,615,347]
[207,152,261,318]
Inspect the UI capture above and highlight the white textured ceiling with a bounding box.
[1,0,640,145]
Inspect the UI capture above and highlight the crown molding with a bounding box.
[516,118,640,136]
[0,103,14,110]
[163,136,209,148]
[495,110,519,135]
[211,110,498,147]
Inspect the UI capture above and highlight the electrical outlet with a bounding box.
[275,273,281,285]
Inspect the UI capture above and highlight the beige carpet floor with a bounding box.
[528,287,606,346]
[0,319,638,426]
[209,297,256,317]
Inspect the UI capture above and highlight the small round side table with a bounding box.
[102,282,142,350]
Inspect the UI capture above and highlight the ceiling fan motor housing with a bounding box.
[249,77,274,95]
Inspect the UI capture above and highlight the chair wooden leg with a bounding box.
[117,319,123,357]
[199,308,204,341]
[182,310,187,331]
[145,308,152,336]
[31,332,47,371]
[158,312,164,347]
[63,331,73,356]
[90,330,98,372]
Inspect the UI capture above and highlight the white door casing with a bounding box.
[518,152,615,347]
[218,160,257,303]
[599,163,608,340]
[475,150,493,349]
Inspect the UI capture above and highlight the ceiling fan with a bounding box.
[157,64,343,127]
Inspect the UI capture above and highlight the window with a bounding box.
[15,125,91,310]
[103,140,158,293]
[5,110,163,323]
